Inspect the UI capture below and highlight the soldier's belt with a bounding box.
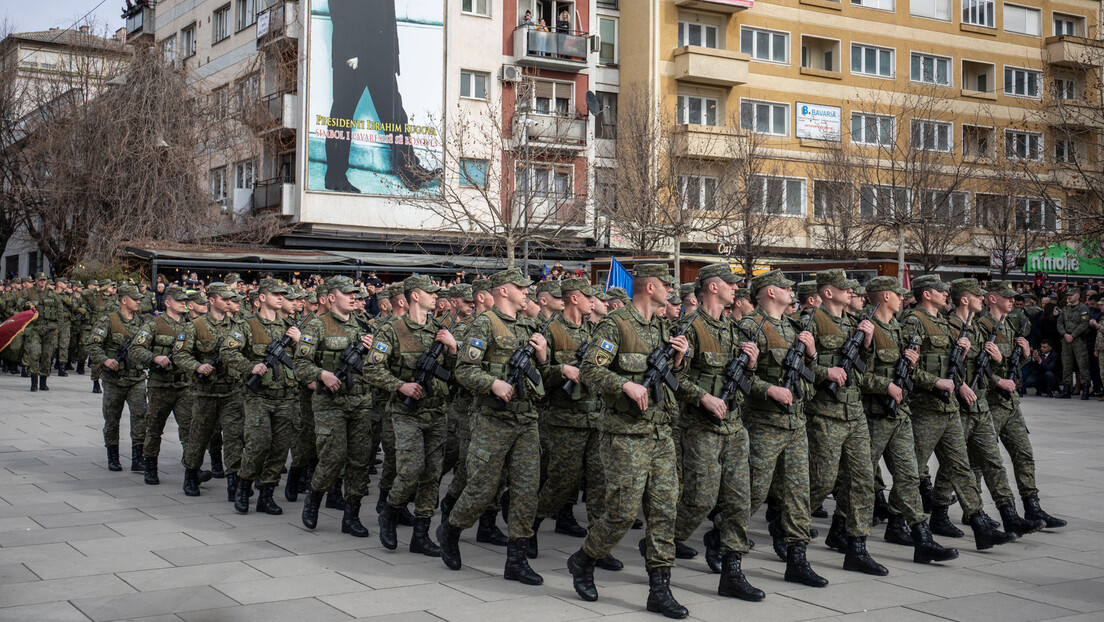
[477,395,532,414]
[255,387,291,399]
[150,372,188,384]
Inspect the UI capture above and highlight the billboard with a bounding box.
[795,102,841,141]
[1025,244,1104,276]
[306,0,443,196]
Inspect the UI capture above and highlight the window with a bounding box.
[181,24,197,58]
[911,53,950,86]
[754,177,805,215]
[237,0,257,30]
[679,175,718,211]
[850,0,894,10]
[598,0,619,7]
[519,166,572,199]
[1004,4,1040,36]
[1055,139,1077,163]
[1053,14,1083,36]
[910,0,950,20]
[919,190,968,224]
[460,70,489,99]
[599,18,617,64]
[236,74,259,111]
[962,0,994,26]
[851,43,894,77]
[462,0,489,16]
[210,167,228,206]
[962,59,994,93]
[161,35,177,62]
[677,94,718,126]
[801,36,839,72]
[213,5,231,43]
[1054,78,1077,99]
[533,80,572,115]
[813,181,853,218]
[1015,197,1057,231]
[678,21,718,48]
[851,112,894,146]
[596,91,617,139]
[974,193,1007,227]
[962,125,993,157]
[458,159,488,187]
[234,160,255,190]
[859,185,908,217]
[740,27,788,63]
[1004,67,1040,98]
[1005,130,1042,160]
[911,119,952,152]
[740,100,788,135]
[211,86,231,120]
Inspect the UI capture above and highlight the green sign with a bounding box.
[1025,244,1104,276]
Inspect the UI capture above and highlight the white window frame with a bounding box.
[1015,196,1059,232]
[181,24,197,58]
[850,0,894,11]
[677,20,719,49]
[753,176,806,216]
[1005,129,1043,161]
[1054,138,1078,164]
[677,94,719,126]
[962,0,995,27]
[740,99,789,136]
[461,0,490,16]
[1053,13,1083,36]
[851,43,895,78]
[1003,3,1041,36]
[740,26,789,64]
[911,119,953,152]
[919,189,969,224]
[213,4,231,44]
[910,52,951,86]
[800,35,841,72]
[1053,77,1077,100]
[210,167,228,206]
[531,80,574,116]
[859,184,909,218]
[160,35,177,62]
[850,112,895,146]
[234,160,255,190]
[1004,66,1041,98]
[459,70,489,100]
[237,0,258,31]
[598,17,618,65]
[909,0,950,21]
[962,124,994,158]
[812,180,854,218]
[678,175,719,211]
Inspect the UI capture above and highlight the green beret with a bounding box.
[404,274,442,294]
[750,269,794,295]
[632,263,675,284]
[490,268,533,288]
[695,263,740,287]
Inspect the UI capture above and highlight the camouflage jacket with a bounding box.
[455,306,542,420]
[173,313,238,396]
[675,309,744,434]
[737,309,811,430]
[130,314,191,388]
[1057,303,1091,339]
[19,287,64,324]
[87,311,147,384]
[977,312,1019,410]
[538,314,598,428]
[221,314,299,393]
[860,315,910,419]
[806,307,866,421]
[902,307,960,415]
[363,314,453,415]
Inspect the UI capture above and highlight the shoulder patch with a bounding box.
[178,333,187,341]
[94,327,107,337]
[231,331,244,341]
[469,338,485,349]
[134,331,151,346]
[599,340,614,352]
[374,342,389,353]
[302,334,313,343]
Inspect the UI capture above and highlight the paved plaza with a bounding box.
[0,374,1101,621]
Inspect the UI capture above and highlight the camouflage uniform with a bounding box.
[1056,296,1092,388]
[87,299,148,456]
[130,305,193,464]
[55,283,73,368]
[85,290,113,382]
[20,278,64,378]
[444,313,476,500]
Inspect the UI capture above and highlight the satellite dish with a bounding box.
[585,91,600,116]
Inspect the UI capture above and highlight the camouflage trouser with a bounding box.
[911,410,983,516]
[808,415,874,538]
[102,379,147,448]
[2,332,23,365]
[182,392,242,473]
[582,424,678,569]
[1061,339,1091,387]
[143,385,192,461]
[536,423,603,523]
[69,323,85,364]
[442,411,460,478]
[56,321,70,364]
[674,425,751,555]
[934,410,1014,508]
[446,410,472,499]
[985,403,1037,499]
[23,323,58,377]
[858,414,925,526]
[310,392,372,503]
[449,412,539,540]
[747,421,811,545]
[290,388,317,470]
[208,422,222,454]
[86,328,102,381]
[389,411,448,517]
[239,394,300,486]
[379,410,397,492]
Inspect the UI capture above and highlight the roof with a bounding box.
[6,29,127,54]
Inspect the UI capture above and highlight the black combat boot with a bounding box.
[504,539,544,585]
[765,498,780,523]
[341,497,369,538]
[824,514,847,553]
[567,548,598,601]
[632,518,644,529]
[645,567,689,619]
[284,468,302,503]
[998,501,1045,536]
[969,511,1018,550]
[92,380,102,393]
[812,505,829,518]
[884,515,913,546]
[396,504,416,527]
[843,536,888,576]
[234,479,253,514]
[298,463,313,493]
[256,484,282,515]
[476,509,508,546]
[182,468,200,497]
[376,489,389,514]
[378,503,399,550]
[410,517,440,556]
[784,543,829,588]
[718,552,765,601]
[1023,494,1067,528]
[106,446,122,472]
[301,490,324,529]
[555,503,588,537]
[911,520,959,564]
[1082,386,1091,400]
[674,540,698,559]
[873,490,891,524]
[56,364,67,377]
[20,365,29,378]
[29,375,37,392]
[226,474,238,503]
[143,456,159,485]
[703,527,722,574]
[596,552,623,571]
[325,478,346,510]
[38,375,48,390]
[77,360,85,375]
[919,475,934,512]
[208,449,224,479]
[1056,383,1072,399]
[437,521,463,570]
[439,492,457,523]
[65,360,74,370]
[930,504,963,538]
[527,519,540,558]
[768,517,787,562]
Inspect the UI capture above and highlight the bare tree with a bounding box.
[804,142,879,261]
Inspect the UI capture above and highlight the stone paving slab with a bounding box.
[0,374,1103,621]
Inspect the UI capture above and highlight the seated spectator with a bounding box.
[1022,339,1059,397]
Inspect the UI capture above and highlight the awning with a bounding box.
[326,251,509,272]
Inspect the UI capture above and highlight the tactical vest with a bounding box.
[27,289,58,323]
[909,311,951,378]
[687,315,730,403]
[246,316,297,388]
[546,319,599,412]
[865,321,903,417]
[390,316,444,408]
[603,313,670,424]
[812,308,847,369]
[474,312,536,415]
[148,316,186,384]
[105,312,145,381]
[192,317,230,392]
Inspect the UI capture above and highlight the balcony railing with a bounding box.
[1045,35,1104,67]
[515,194,587,227]
[513,25,589,71]
[517,113,587,149]
[125,5,155,37]
[257,1,300,45]
[253,177,295,210]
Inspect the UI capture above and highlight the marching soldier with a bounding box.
[20,272,65,391]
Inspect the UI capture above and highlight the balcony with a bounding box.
[675,0,754,13]
[257,1,301,47]
[516,113,587,151]
[253,178,296,212]
[1050,100,1104,129]
[1045,36,1104,68]
[673,124,747,160]
[125,5,155,42]
[673,46,749,87]
[513,26,589,72]
[514,194,587,228]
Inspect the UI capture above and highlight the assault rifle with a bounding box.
[698,315,766,426]
[401,310,458,410]
[560,339,590,397]
[196,338,225,381]
[774,313,816,414]
[105,337,133,378]
[886,326,920,414]
[969,315,1005,391]
[1007,317,1029,392]
[636,309,694,415]
[328,317,374,397]
[244,315,311,393]
[495,313,557,407]
[823,302,881,400]
[937,310,972,403]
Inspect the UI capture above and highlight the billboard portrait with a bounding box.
[306,0,443,196]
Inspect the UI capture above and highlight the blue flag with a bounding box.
[606,257,633,298]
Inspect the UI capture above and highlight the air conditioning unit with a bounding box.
[500,65,521,83]
[590,35,601,53]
